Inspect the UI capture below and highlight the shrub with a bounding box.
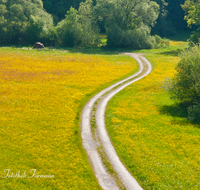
[189,28,200,45]
[106,24,156,49]
[169,45,200,120]
[154,35,169,47]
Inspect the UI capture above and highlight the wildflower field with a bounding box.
[106,44,200,189]
[0,47,138,189]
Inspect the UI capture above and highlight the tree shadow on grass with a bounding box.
[55,45,148,55]
[4,45,118,55]
[55,45,136,55]
[66,46,115,55]
[159,49,183,57]
[159,103,188,118]
[158,103,200,128]
[66,46,141,55]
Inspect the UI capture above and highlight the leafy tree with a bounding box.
[182,0,200,43]
[56,0,99,47]
[94,0,159,48]
[56,7,81,46]
[0,0,53,45]
[41,0,189,38]
[182,0,200,27]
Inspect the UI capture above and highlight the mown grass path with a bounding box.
[81,53,152,190]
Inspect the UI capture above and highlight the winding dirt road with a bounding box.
[81,53,152,190]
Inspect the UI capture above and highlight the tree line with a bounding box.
[0,0,199,48]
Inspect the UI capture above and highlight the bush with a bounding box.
[106,24,156,49]
[169,45,200,120]
[169,46,200,103]
[189,29,200,45]
[154,35,169,47]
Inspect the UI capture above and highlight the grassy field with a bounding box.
[1,39,199,189]
[106,42,200,189]
[0,47,138,189]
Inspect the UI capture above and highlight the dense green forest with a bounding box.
[42,0,188,36]
[0,0,199,48]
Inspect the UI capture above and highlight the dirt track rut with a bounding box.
[81,53,152,190]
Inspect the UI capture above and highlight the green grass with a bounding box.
[99,33,107,46]
[1,40,199,189]
[105,43,200,189]
[0,46,138,189]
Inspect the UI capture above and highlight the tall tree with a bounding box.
[182,0,200,43]
[0,0,53,45]
[94,0,159,48]
[56,0,99,47]
[182,0,200,27]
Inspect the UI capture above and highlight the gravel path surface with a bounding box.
[81,53,152,190]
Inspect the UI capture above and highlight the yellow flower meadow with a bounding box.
[0,48,137,189]
[106,53,200,189]
[170,41,188,47]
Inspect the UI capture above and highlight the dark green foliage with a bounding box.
[166,0,187,30]
[189,29,200,44]
[42,0,84,23]
[41,0,189,38]
[169,46,200,102]
[107,24,156,49]
[56,0,100,47]
[56,7,82,47]
[152,0,188,37]
[169,46,200,120]
[0,0,53,45]
[95,0,159,49]
[154,35,169,47]
[27,15,45,44]
[188,100,200,120]
[152,0,174,36]
[0,0,193,47]
[182,0,200,44]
